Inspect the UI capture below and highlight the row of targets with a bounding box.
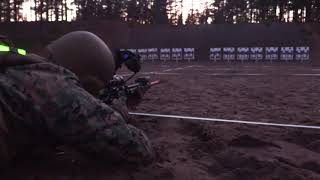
[210,46,310,62]
[125,48,195,62]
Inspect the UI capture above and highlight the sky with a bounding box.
[22,0,210,21]
[183,0,208,19]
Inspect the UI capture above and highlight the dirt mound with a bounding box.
[2,63,320,180]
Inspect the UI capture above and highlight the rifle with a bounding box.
[99,50,160,104]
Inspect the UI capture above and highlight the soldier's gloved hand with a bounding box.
[111,92,129,121]
[127,78,151,108]
[126,86,145,108]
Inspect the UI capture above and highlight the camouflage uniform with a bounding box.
[0,55,153,165]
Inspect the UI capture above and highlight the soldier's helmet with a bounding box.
[46,31,115,95]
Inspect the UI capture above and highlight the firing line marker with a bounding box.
[131,72,320,77]
[206,73,266,76]
[142,72,181,75]
[291,74,320,76]
[129,112,320,130]
[163,65,199,72]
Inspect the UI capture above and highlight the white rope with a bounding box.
[129,112,320,130]
[142,72,180,75]
[206,73,266,76]
[163,65,196,72]
[124,72,320,77]
[291,74,320,76]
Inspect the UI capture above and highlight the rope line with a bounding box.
[129,112,320,130]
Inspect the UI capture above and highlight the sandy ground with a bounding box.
[2,62,320,180]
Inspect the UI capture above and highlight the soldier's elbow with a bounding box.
[125,124,154,165]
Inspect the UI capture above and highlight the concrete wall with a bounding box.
[0,21,318,62]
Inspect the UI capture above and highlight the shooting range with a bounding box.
[1,1,320,180]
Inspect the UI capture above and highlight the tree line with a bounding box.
[0,0,319,24]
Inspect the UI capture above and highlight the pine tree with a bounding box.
[152,0,169,24]
[167,0,180,25]
[211,0,226,23]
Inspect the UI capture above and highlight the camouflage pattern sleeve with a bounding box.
[51,85,154,163]
[0,62,153,164]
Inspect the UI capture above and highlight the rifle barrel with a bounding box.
[127,80,161,90]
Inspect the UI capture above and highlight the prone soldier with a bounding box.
[0,31,153,167]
